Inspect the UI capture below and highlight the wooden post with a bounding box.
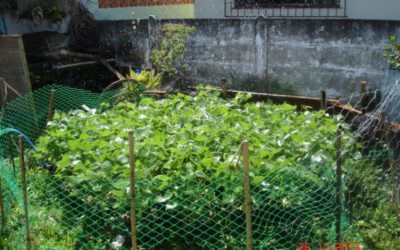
[360,80,368,113]
[335,129,342,243]
[18,136,32,250]
[128,130,138,250]
[320,90,326,110]
[8,135,16,176]
[47,89,56,124]
[242,140,253,250]
[0,177,5,236]
[221,78,228,99]
[391,159,399,205]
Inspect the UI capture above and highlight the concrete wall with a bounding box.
[264,19,399,97]
[102,18,400,98]
[184,19,400,97]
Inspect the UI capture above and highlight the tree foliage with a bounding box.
[151,23,196,80]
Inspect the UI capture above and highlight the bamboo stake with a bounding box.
[335,129,342,243]
[242,140,253,250]
[320,90,326,110]
[0,177,5,235]
[221,78,228,99]
[360,80,368,114]
[128,130,138,250]
[18,136,32,250]
[47,89,56,124]
[391,159,399,205]
[8,135,16,176]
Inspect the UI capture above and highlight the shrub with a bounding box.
[151,23,196,81]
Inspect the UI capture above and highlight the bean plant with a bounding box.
[29,88,364,249]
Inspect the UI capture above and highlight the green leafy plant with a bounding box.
[18,4,66,24]
[127,68,162,88]
[343,155,400,249]
[384,35,400,70]
[44,5,66,23]
[28,88,360,248]
[151,23,196,80]
[119,68,162,102]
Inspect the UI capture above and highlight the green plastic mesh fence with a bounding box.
[0,83,398,250]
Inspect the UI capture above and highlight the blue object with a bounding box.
[0,128,38,153]
[0,128,52,169]
[0,9,7,35]
[134,67,142,75]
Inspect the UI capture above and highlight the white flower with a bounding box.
[111,235,125,249]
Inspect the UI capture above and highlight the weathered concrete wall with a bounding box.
[184,19,400,97]
[265,19,399,97]
[184,19,267,87]
[99,18,400,98]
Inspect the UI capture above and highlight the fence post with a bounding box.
[8,135,16,175]
[360,80,368,113]
[391,159,399,205]
[0,177,5,236]
[320,90,326,110]
[128,130,138,250]
[242,140,253,250]
[221,78,228,99]
[47,89,56,124]
[18,136,32,250]
[335,129,342,243]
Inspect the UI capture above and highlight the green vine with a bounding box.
[384,35,400,70]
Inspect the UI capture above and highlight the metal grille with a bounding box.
[225,0,347,18]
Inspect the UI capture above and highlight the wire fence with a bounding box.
[0,81,399,249]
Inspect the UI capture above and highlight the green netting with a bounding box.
[0,84,119,148]
[0,85,121,249]
[0,84,396,250]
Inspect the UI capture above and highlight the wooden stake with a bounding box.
[320,90,326,109]
[18,136,32,250]
[242,140,253,250]
[99,58,125,80]
[335,129,342,243]
[54,59,116,71]
[47,89,56,124]
[391,159,399,205]
[360,80,367,94]
[0,177,5,235]
[221,78,228,99]
[360,80,368,113]
[128,130,138,250]
[8,135,16,176]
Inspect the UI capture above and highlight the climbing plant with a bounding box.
[384,35,400,70]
